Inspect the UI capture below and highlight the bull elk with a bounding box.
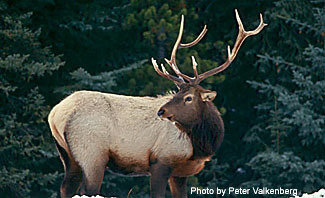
[48,10,266,198]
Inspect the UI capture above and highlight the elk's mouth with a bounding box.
[159,114,174,121]
[167,116,180,126]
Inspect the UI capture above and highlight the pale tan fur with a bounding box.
[49,91,209,177]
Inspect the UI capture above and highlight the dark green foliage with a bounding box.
[55,60,147,95]
[243,0,325,196]
[242,151,325,193]
[0,0,324,197]
[120,0,226,96]
[0,2,64,197]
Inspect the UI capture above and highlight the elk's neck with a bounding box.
[177,103,224,159]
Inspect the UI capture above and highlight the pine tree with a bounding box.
[120,0,226,97]
[242,0,325,195]
[0,1,64,197]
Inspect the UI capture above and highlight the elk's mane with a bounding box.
[189,102,224,158]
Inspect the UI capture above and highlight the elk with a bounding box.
[48,10,266,198]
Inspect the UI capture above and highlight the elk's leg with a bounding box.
[79,155,108,196]
[169,176,188,198]
[61,159,83,198]
[55,141,82,198]
[149,160,172,198]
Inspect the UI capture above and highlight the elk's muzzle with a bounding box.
[157,107,174,121]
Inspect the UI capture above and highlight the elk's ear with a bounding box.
[200,91,216,102]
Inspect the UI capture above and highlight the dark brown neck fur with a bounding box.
[177,102,224,159]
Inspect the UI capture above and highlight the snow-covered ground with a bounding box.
[72,195,108,198]
[291,189,325,198]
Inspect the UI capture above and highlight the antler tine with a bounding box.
[197,9,267,84]
[179,25,208,48]
[151,58,184,84]
[191,56,199,80]
[165,15,208,82]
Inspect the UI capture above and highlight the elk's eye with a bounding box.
[185,96,192,102]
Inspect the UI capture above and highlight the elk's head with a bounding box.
[152,10,267,128]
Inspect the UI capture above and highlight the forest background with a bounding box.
[0,0,324,197]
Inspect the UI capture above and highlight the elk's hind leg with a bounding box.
[79,153,109,196]
[55,141,82,198]
[169,176,188,198]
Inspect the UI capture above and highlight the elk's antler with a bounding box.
[151,15,207,85]
[196,9,267,84]
[151,9,267,86]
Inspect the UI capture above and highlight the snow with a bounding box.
[291,189,325,198]
[72,195,108,198]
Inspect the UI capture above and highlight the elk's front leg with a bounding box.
[169,176,188,198]
[149,160,172,198]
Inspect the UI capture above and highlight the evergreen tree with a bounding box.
[121,0,226,97]
[0,1,64,197]
[242,0,325,196]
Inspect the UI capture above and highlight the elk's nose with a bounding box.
[157,109,165,117]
